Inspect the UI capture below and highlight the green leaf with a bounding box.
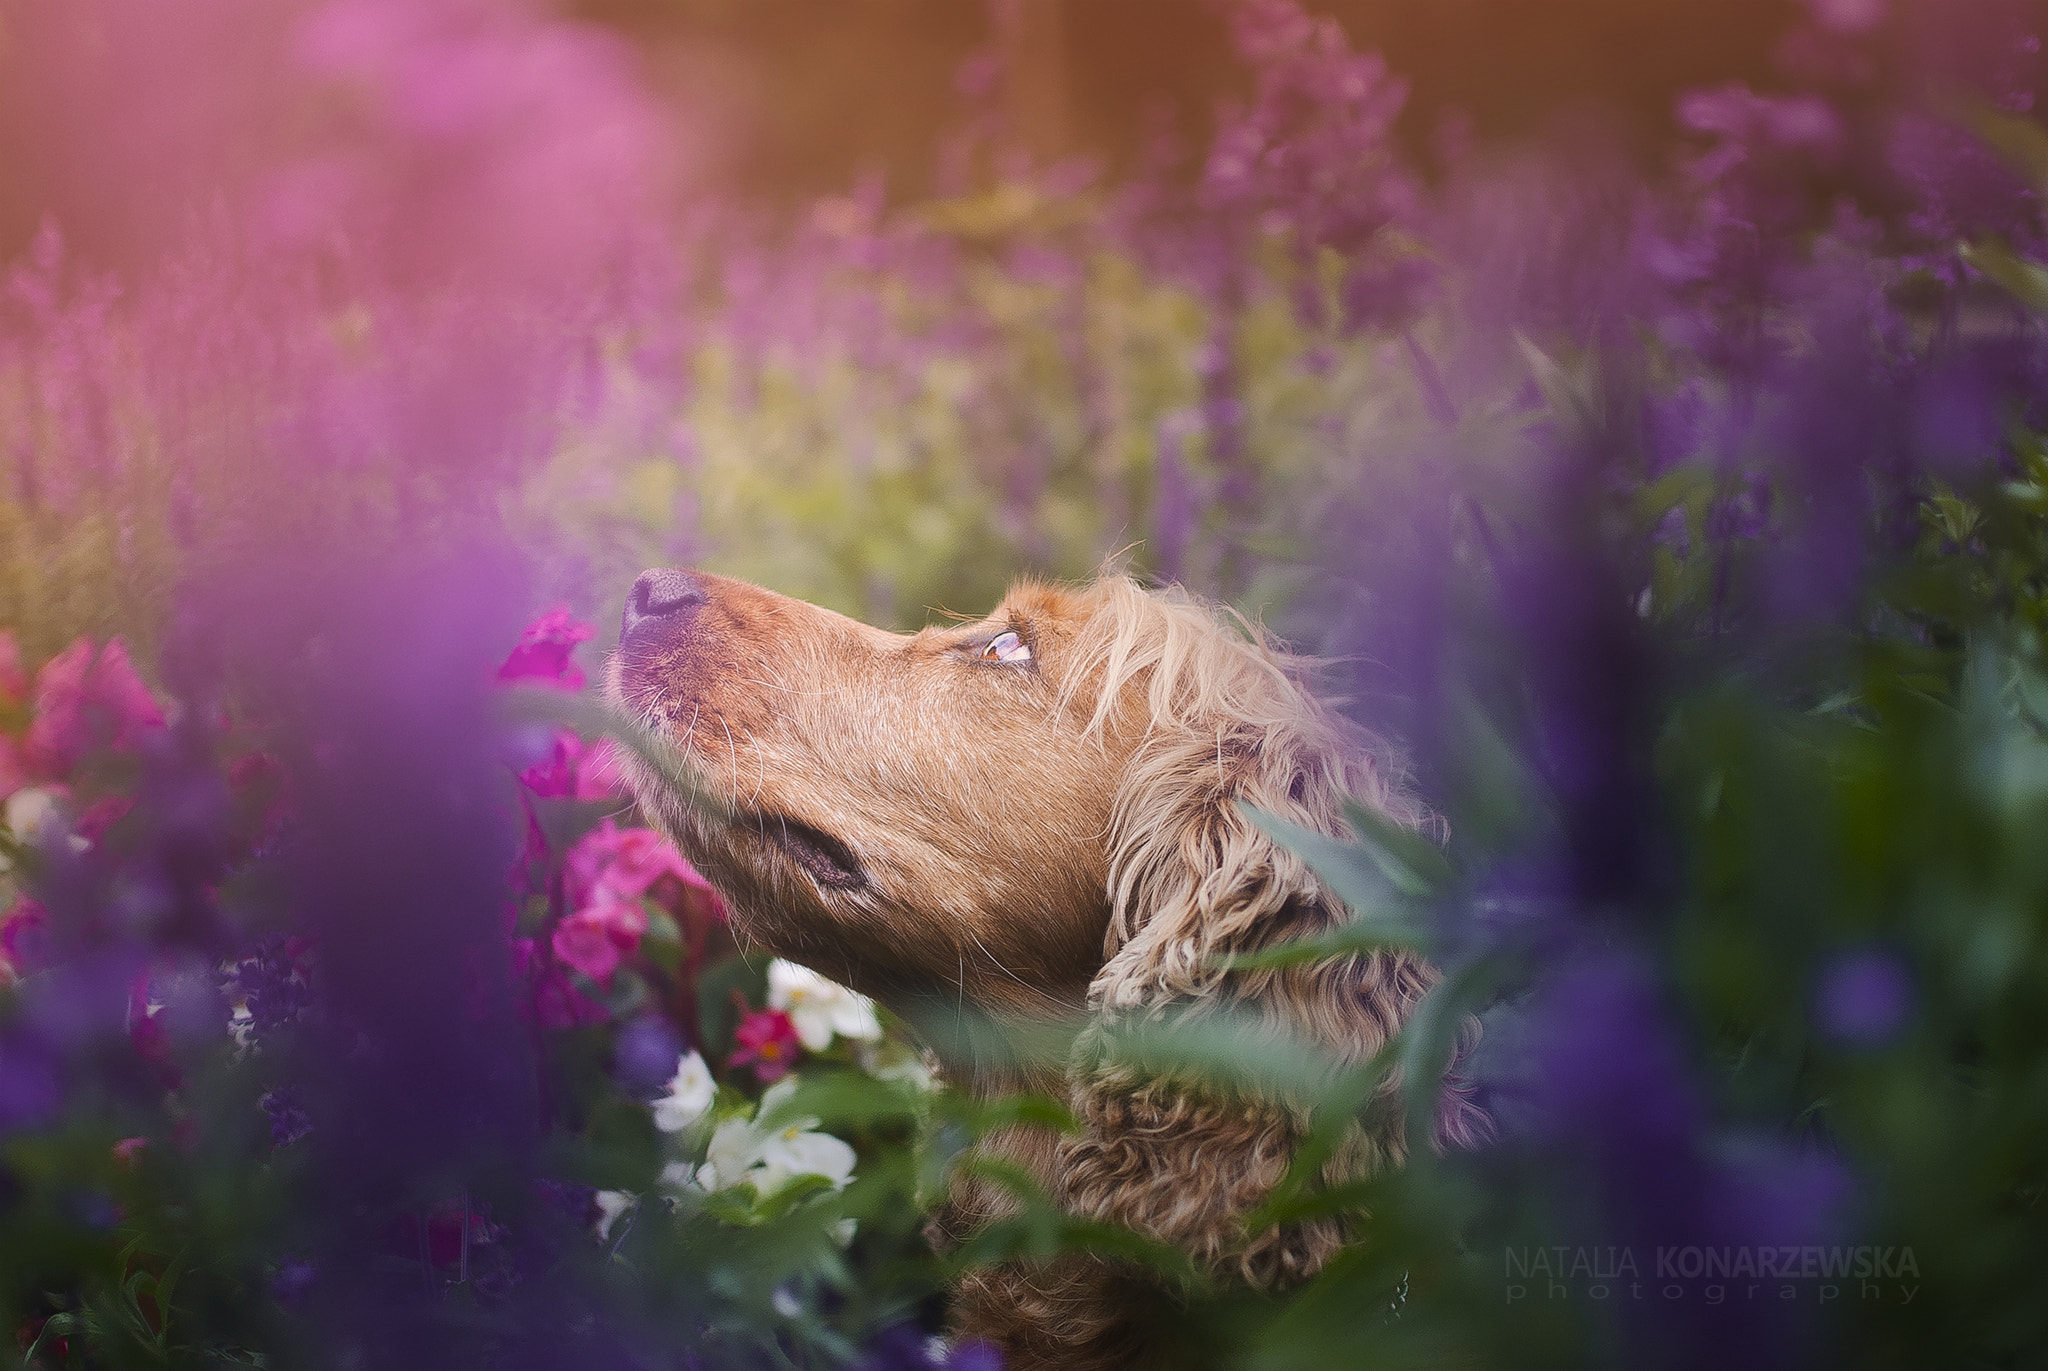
[1237,802,1418,912]
[1342,801,1455,897]
[1219,918,1427,971]
[1966,107,2048,191]
[1961,239,2048,315]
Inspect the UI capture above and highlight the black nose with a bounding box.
[623,568,707,642]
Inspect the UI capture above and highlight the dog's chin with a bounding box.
[622,783,904,993]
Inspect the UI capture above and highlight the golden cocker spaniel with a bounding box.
[609,568,1483,1370]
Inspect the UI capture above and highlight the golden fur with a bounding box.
[609,570,1484,1370]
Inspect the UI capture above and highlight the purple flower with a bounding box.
[0,1031,61,1133]
[613,1015,683,1095]
[1815,948,1913,1045]
[269,1256,317,1307]
[852,1324,1002,1371]
[238,934,314,1032]
[262,1086,313,1147]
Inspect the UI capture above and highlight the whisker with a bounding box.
[965,925,1069,1014]
[719,718,741,808]
[734,675,835,698]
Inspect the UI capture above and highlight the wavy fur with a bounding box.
[610,570,1486,1370]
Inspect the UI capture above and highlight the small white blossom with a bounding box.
[871,1049,938,1092]
[4,787,62,841]
[704,1116,761,1190]
[651,1050,715,1132]
[593,1189,635,1242]
[228,1002,255,1053]
[767,959,881,1051]
[697,1076,857,1196]
[751,1122,856,1196]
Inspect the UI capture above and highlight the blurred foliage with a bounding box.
[3,0,2048,1368]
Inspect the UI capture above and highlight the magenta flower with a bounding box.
[729,1008,802,1083]
[75,794,135,845]
[550,892,648,989]
[496,607,593,692]
[23,637,167,777]
[551,911,623,987]
[565,818,716,911]
[0,897,48,984]
[518,728,625,800]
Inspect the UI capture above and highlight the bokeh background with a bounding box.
[2,2,2047,1368]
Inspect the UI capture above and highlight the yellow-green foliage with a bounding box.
[512,217,1476,649]
[6,187,1473,659]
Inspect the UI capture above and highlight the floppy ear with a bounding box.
[1060,710,1484,1286]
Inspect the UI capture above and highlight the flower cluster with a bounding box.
[0,632,168,982]
[494,609,918,1246]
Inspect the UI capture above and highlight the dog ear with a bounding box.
[1091,719,1349,1015]
[1060,707,1484,1287]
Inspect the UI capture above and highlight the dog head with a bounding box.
[608,569,1426,1037]
[608,569,1131,1016]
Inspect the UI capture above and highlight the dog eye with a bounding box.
[982,631,1032,664]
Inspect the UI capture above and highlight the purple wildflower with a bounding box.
[1815,948,1914,1045]
[262,1086,313,1147]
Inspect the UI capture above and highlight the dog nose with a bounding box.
[623,568,707,642]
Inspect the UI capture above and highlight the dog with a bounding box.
[609,568,1484,1370]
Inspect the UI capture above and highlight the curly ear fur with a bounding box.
[1051,580,1487,1291]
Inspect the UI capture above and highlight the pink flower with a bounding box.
[550,892,648,988]
[23,637,166,777]
[497,607,593,692]
[75,794,135,844]
[551,912,622,986]
[518,729,625,800]
[565,818,713,910]
[729,1008,802,1083]
[0,897,49,983]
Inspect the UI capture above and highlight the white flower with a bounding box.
[593,1189,635,1242]
[767,959,881,1051]
[704,1116,761,1190]
[228,1002,255,1053]
[651,1050,715,1132]
[697,1076,857,1197]
[871,1049,937,1093]
[4,787,62,843]
[751,1122,856,1196]
[657,1160,701,1194]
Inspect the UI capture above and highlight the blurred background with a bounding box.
[563,0,1801,194]
[0,0,1909,266]
[1,3,2046,1367]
